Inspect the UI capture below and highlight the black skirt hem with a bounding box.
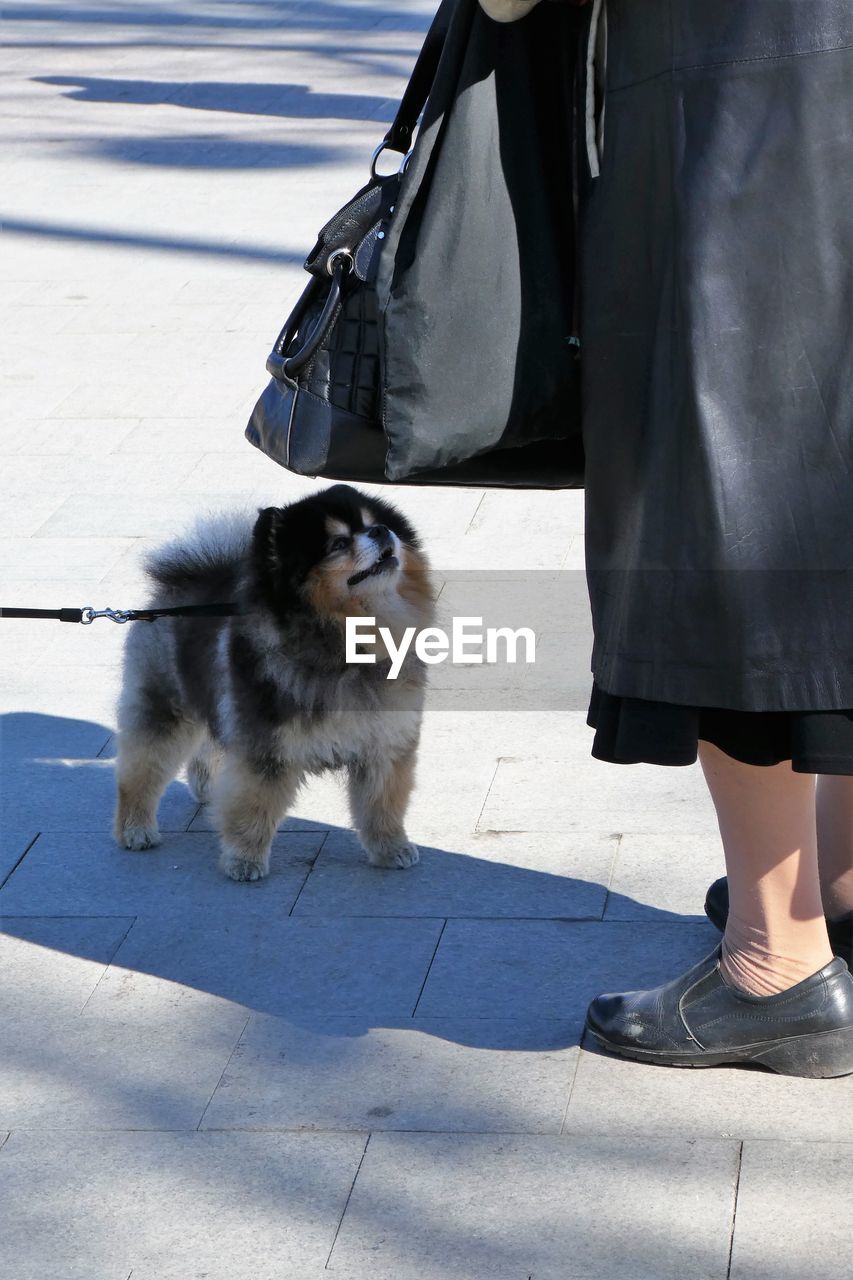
[587,682,853,775]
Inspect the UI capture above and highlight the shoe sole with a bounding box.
[585,1022,853,1078]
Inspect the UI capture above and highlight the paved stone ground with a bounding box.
[1,3,849,1278]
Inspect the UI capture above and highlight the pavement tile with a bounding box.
[0,667,125,731]
[0,757,196,835]
[85,914,445,1021]
[32,492,298,539]
[438,490,580,570]
[416,920,719,1020]
[479,755,720,835]
[190,750,503,841]
[0,708,112,759]
[291,829,614,919]
[0,610,129,666]
[0,492,70,535]
[729,1140,853,1280]
[58,301,243,335]
[425,570,592,711]
[421,708,588,760]
[0,830,323,918]
[0,305,84,345]
[604,831,726,920]
[0,916,133,1017]
[0,453,199,493]
[11,418,140,455]
[366,484,484,544]
[202,1014,581,1135]
[328,1132,739,1279]
[116,416,253,454]
[49,377,258,420]
[0,1130,367,1280]
[564,1045,853,1141]
[0,536,132,581]
[0,1011,246,1129]
[189,768,350,833]
[191,753,519,843]
[180,449,314,492]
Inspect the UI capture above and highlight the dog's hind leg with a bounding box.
[213,756,302,882]
[114,721,202,851]
[348,747,419,869]
[187,735,222,804]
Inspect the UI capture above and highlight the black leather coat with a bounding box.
[580,0,853,710]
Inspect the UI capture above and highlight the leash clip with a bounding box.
[80,606,133,625]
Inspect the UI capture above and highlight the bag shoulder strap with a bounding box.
[383,0,455,153]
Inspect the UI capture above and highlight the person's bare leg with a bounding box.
[816,774,853,921]
[697,740,833,996]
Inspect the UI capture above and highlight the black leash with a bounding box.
[0,602,243,625]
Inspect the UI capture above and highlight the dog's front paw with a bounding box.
[367,842,420,870]
[220,851,269,882]
[117,824,162,851]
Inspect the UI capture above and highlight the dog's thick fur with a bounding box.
[113,485,434,881]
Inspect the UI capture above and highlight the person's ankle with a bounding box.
[719,935,834,997]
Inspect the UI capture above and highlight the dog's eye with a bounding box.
[328,536,350,554]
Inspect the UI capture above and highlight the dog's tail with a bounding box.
[144,510,253,594]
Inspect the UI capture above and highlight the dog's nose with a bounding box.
[367,524,391,546]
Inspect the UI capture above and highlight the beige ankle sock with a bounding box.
[720,914,833,997]
[718,834,834,996]
[699,743,834,997]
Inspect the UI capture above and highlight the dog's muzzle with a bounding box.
[347,544,398,588]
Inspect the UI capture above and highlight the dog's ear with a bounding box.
[251,506,283,596]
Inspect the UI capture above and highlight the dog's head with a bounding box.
[251,484,431,624]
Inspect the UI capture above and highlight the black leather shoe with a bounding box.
[585,945,853,1076]
[704,876,853,970]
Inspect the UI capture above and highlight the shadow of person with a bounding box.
[0,711,719,1054]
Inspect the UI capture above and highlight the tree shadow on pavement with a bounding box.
[38,75,399,124]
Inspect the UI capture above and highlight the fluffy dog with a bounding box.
[113,484,434,881]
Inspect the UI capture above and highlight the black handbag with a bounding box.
[245,0,586,489]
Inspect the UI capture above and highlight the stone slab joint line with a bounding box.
[324,1131,371,1270]
[473,756,503,834]
[186,803,203,831]
[410,917,448,1018]
[599,830,624,920]
[557,1040,584,1135]
[195,1015,251,1132]
[288,829,333,916]
[77,916,137,1016]
[464,489,488,533]
[726,1141,744,1279]
[0,833,40,891]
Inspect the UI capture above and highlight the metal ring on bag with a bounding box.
[370,140,414,180]
[326,247,354,277]
[370,140,395,179]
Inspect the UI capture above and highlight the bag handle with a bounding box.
[380,0,456,155]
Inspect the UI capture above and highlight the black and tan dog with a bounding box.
[113,485,433,881]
